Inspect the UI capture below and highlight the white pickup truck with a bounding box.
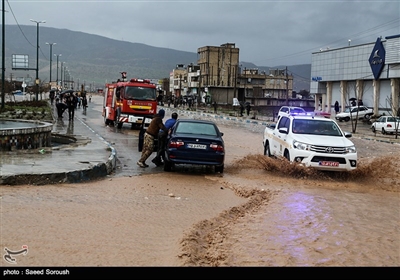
[263,113,358,171]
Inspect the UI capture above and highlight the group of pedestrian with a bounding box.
[55,91,88,120]
[137,109,179,168]
[239,102,251,117]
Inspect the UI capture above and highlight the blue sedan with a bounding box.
[163,119,225,173]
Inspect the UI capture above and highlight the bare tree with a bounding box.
[344,80,372,133]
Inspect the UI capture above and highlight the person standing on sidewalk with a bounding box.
[66,93,77,121]
[245,102,251,116]
[137,109,167,168]
[334,101,340,114]
[239,102,244,117]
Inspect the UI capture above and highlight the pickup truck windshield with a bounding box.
[292,119,343,136]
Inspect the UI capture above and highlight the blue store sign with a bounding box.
[369,37,385,80]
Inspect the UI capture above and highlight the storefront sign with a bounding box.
[369,37,385,80]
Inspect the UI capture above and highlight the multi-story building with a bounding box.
[197,43,239,104]
[168,43,315,115]
[310,34,400,116]
[169,64,187,97]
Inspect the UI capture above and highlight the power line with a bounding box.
[6,0,49,60]
[259,17,400,65]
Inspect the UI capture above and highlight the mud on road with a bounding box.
[1,114,399,267]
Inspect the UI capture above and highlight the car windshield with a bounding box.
[175,122,218,136]
[292,119,343,136]
[124,86,156,100]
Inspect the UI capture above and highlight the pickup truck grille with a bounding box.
[310,145,347,154]
[311,156,347,164]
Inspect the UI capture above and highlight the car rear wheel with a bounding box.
[164,160,173,171]
[215,164,224,173]
[344,117,350,122]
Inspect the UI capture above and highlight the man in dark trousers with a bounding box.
[239,102,244,117]
[56,97,67,119]
[137,109,167,168]
[334,101,340,114]
[245,102,251,116]
[49,90,55,105]
[66,93,77,121]
[152,112,178,166]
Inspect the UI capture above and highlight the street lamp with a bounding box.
[62,65,68,89]
[54,54,61,88]
[46,42,56,86]
[60,62,65,90]
[30,19,46,100]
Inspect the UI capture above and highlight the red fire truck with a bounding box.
[102,72,158,129]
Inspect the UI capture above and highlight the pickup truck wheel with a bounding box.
[264,141,271,157]
[382,128,386,135]
[364,114,372,120]
[284,150,290,161]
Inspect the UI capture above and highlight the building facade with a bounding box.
[310,34,400,116]
[197,43,239,105]
[168,43,314,115]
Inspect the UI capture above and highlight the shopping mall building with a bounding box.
[310,34,400,116]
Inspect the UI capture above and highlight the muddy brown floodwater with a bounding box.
[1,118,399,268]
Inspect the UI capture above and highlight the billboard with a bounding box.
[12,54,30,70]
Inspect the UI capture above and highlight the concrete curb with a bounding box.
[0,113,117,186]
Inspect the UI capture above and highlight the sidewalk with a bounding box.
[0,112,117,185]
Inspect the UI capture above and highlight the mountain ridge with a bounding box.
[3,25,311,91]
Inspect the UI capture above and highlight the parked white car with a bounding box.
[277,106,307,120]
[335,106,374,122]
[371,116,400,134]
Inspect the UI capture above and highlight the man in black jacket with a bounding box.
[66,93,77,121]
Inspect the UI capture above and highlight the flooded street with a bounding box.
[1,106,399,267]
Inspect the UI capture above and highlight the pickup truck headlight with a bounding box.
[293,140,311,151]
[345,145,357,153]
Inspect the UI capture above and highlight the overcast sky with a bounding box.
[4,0,400,66]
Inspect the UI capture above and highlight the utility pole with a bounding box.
[54,54,61,88]
[179,74,182,98]
[46,43,56,86]
[244,67,247,102]
[1,0,5,109]
[30,19,46,101]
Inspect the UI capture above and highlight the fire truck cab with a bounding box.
[102,72,158,129]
